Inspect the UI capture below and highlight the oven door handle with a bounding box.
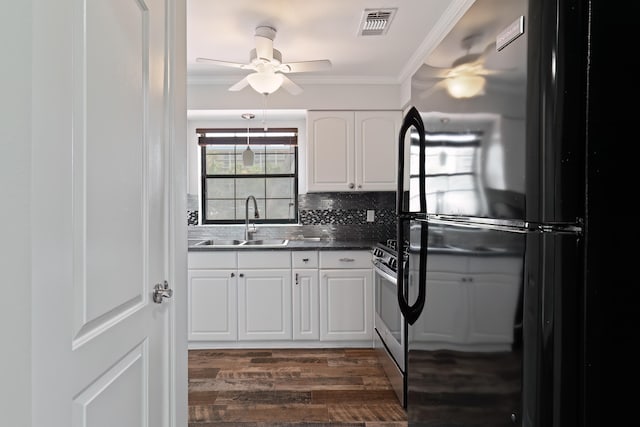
[372,260,398,284]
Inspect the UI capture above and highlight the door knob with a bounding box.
[152,280,173,304]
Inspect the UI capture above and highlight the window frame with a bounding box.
[197,127,299,225]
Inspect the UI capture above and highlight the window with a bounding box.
[198,127,298,224]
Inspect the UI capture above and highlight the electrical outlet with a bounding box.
[366,210,375,222]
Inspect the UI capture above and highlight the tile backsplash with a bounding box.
[188,192,396,242]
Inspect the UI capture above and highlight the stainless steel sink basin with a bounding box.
[241,239,289,247]
[195,239,244,247]
[193,238,288,248]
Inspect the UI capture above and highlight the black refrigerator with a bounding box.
[395,0,590,425]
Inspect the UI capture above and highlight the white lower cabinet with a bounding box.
[319,251,373,342]
[237,251,292,341]
[187,249,372,347]
[466,258,522,345]
[187,252,238,341]
[238,269,292,340]
[410,254,522,349]
[292,251,319,340]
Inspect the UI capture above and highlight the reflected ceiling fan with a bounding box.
[196,25,332,95]
[414,35,501,99]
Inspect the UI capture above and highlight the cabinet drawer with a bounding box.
[292,251,318,268]
[238,251,291,269]
[188,251,237,269]
[319,250,372,269]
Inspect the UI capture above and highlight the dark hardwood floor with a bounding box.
[188,348,408,426]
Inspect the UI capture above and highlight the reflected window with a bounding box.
[198,128,298,224]
[409,131,482,214]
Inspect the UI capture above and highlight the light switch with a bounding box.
[366,210,375,222]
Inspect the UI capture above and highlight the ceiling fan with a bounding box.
[196,25,332,95]
[413,35,501,99]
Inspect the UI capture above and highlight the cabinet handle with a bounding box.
[230,272,235,277]
[302,258,309,262]
[348,183,355,189]
[295,273,299,285]
[358,184,362,189]
[239,273,244,278]
[339,257,355,262]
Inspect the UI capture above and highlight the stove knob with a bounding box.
[389,258,397,270]
[373,248,383,257]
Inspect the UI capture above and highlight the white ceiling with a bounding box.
[187,0,470,88]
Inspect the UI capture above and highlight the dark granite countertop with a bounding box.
[188,239,377,252]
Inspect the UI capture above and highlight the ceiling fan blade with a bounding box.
[196,57,251,69]
[228,76,249,92]
[279,60,332,73]
[415,63,451,80]
[280,74,303,95]
[482,41,497,57]
[418,80,448,100]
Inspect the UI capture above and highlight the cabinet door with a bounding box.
[307,111,354,191]
[238,269,292,341]
[292,269,319,340]
[188,269,237,341]
[354,111,401,191]
[320,268,373,341]
[466,256,522,345]
[466,272,521,345]
[410,270,468,346]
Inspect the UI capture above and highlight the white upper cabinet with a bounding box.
[354,111,401,191]
[307,110,401,192]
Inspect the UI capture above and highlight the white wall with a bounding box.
[188,82,404,111]
[0,2,32,426]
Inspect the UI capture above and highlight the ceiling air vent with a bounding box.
[358,8,397,36]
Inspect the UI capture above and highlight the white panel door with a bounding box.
[31,0,179,426]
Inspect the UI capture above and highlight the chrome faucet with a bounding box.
[245,195,260,240]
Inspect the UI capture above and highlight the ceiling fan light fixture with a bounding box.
[246,71,284,95]
[446,75,486,98]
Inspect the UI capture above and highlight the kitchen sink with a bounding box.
[195,239,244,247]
[193,238,288,248]
[241,239,289,247]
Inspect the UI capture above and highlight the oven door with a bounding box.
[373,260,405,372]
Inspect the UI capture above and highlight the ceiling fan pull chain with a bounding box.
[262,94,268,130]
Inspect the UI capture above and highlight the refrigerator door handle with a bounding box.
[396,220,428,325]
[396,107,427,325]
[396,106,426,216]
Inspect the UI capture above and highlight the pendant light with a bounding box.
[241,113,255,166]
